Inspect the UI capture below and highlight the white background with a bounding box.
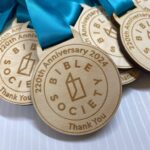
[0,72,149,150]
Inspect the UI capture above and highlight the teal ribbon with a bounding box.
[96,0,135,16]
[17,0,30,22]
[0,0,30,33]
[25,0,135,48]
[1,0,135,49]
[26,0,83,49]
[0,0,17,32]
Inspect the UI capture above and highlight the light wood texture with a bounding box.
[134,0,150,10]
[0,23,40,105]
[114,8,150,72]
[31,36,122,135]
[74,5,132,69]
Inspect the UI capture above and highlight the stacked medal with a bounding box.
[0,0,149,136]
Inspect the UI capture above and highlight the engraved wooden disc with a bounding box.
[117,9,150,72]
[0,26,40,105]
[74,6,132,69]
[120,69,140,85]
[135,0,150,10]
[31,40,122,135]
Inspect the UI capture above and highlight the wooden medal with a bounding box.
[114,8,150,72]
[0,24,40,105]
[31,33,122,135]
[74,5,132,69]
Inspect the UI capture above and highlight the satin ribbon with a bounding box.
[17,0,30,22]
[26,0,83,49]
[0,0,17,32]
[25,0,135,48]
[0,0,30,33]
[96,0,135,16]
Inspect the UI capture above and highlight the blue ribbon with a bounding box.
[1,0,135,49]
[0,0,17,32]
[26,0,83,49]
[0,0,31,33]
[96,0,135,16]
[17,0,30,22]
[25,0,135,49]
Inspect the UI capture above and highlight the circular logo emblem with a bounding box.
[135,0,150,10]
[0,30,39,105]
[77,8,132,69]
[120,69,140,85]
[45,56,108,121]
[32,44,122,135]
[120,10,150,71]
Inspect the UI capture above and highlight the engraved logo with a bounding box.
[1,41,38,92]
[44,57,108,121]
[89,17,120,56]
[17,53,36,76]
[76,7,132,68]
[121,11,150,71]
[66,73,86,102]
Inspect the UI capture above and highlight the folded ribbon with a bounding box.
[0,0,17,32]
[0,0,135,47]
[17,0,30,22]
[0,0,30,33]
[26,0,83,49]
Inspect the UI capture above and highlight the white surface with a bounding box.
[0,72,149,150]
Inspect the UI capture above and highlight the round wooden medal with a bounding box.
[74,7,132,69]
[0,26,40,105]
[31,42,122,135]
[120,69,140,85]
[115,9,150,72]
